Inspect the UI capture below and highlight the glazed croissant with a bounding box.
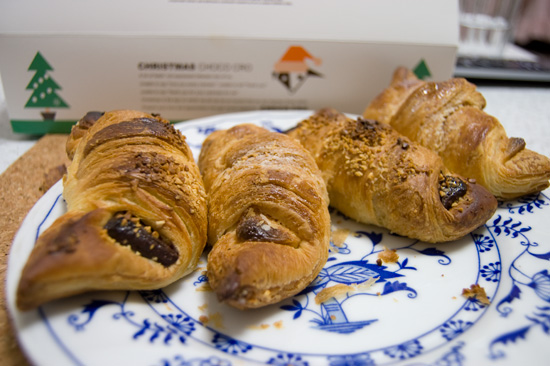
[288,108,497,243]
[16,110,208,310]
[198,124,330,309]
[363,67,550,199]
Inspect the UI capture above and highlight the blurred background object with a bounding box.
[455,0,550,82]
[514,0,550,54]
[459,0,522,58]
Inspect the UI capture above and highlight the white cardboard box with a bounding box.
[0,0,458,134]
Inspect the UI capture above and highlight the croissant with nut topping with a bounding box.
[288,108,497,243]
[198,124,330,309]
[363,67,550,199]
[16,110,207,310]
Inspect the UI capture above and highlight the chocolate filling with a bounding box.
[236,213,292,244]
[439,175,468,209]
[104,212,178,267]
[216,272,246,302]
[79,111,105,130]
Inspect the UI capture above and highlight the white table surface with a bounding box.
[1,74,550,175]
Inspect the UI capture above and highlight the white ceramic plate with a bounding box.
[6,110,550,366]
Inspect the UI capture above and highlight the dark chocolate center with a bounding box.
[236,213,292,244]
[439,175,468,209]
[104,212,178,267]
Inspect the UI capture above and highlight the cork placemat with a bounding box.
[0,134,70,366]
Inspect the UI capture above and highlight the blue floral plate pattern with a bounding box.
[6,110,550,366]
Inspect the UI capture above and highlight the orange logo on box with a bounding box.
[273,46,323,93]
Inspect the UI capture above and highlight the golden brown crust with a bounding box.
[363,67,426,125]
[17,110,207,310]
[288,108,498,243]
[363,67,550,199]
[198,124,330,309]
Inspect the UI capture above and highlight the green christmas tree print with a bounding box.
[413,59,432,80]
[25,52,69,120]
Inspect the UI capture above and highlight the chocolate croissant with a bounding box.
[363,67,550,199]
[198,124,330,309]
[16,110,208,310]
[288,108,497,243]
